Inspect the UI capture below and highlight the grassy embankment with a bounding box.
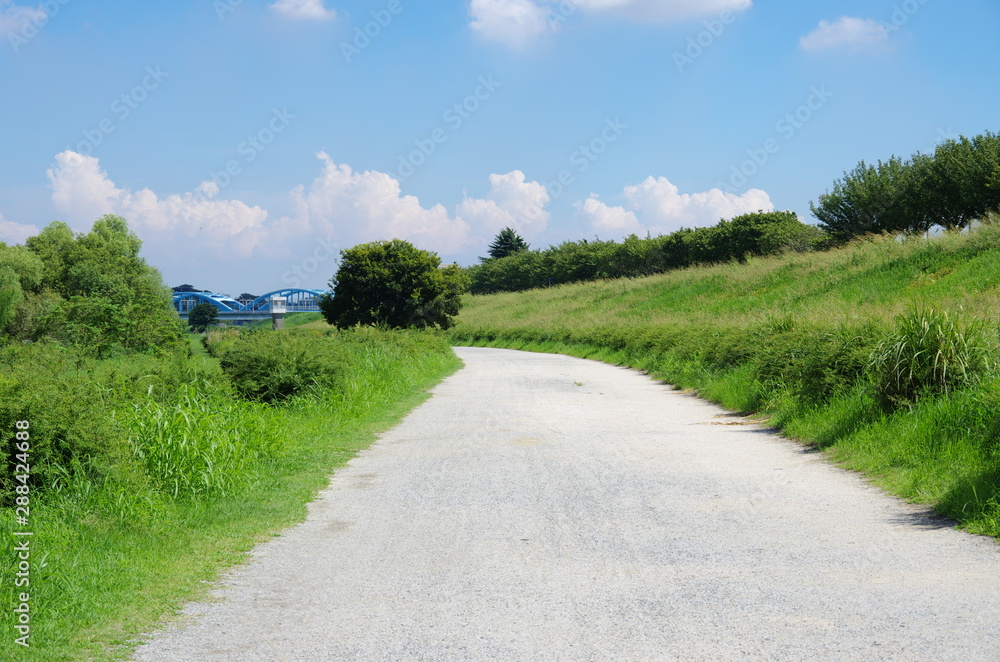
[0,327,460,661]
[244,311,325,331]
[450,224,1000,536]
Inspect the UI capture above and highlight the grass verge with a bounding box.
[1,329,461,661]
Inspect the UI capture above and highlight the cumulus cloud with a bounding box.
[44,150,485,271]
[572,0,751,22]
[469,0,554,47]
[286,152,473,254]
[577,176,773,237]
[799,17,890,53]
[0,211,38,245]
[455,170,550,239]
[469,0,751,46]
[47,150,270,257]
[269,0,337,21]
[576,196,643,235]
[0,1,45,33]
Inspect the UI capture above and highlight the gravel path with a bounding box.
[133,347,1000,661]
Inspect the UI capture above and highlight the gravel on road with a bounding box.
[133,347,1000,661]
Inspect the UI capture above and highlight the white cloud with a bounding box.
[286,152,473,254]
[41,152,772,290]
[469,0,751,47]
[469,0,554,47]
[269,0,337,21]
[572,0,751,22]
[799,16,889,53]
[576,195,643,235]
[0,211,38,245]
[0,1,45,33]
[47,150,271,259]
[455,170,550,238]
[45,150,484,262]
[577,176,773,237]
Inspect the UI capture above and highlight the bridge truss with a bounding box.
[173,288,327,320]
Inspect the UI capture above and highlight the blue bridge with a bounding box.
[174,288,327,324]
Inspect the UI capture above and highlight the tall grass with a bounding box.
[868,307,997,407]
[125,382,285,499]
[0,327,461,661]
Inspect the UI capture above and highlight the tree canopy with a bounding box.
[486,227,529,260]
[188,302,220,332]
[811,131,1000,242]
[319,239,469,330]
[1,215,182,355]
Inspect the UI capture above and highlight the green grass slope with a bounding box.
[450,225,1000,537]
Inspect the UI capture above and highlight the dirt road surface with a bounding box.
[134,347,1000,661]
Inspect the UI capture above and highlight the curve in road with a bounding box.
[134,347,1000,661]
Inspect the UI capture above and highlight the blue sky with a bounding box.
[1,0,998,296]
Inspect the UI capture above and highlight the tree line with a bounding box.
[3,131,996,333]
[811,131,1000,241]
[467,211,821,295]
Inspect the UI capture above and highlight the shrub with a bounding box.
[467,211,814,294]
[0,343,132,503]
[213,330,351,403]
[750,322,882,406]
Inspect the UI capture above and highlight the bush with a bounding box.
[750,321,882,406]
[0,342,202,504]
[211,330,351,403]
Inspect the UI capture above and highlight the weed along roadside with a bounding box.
[0,321,461,660]
[450,221,1000,538]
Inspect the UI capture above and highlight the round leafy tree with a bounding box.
[319,239,469,329]
[188,302,219,332]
